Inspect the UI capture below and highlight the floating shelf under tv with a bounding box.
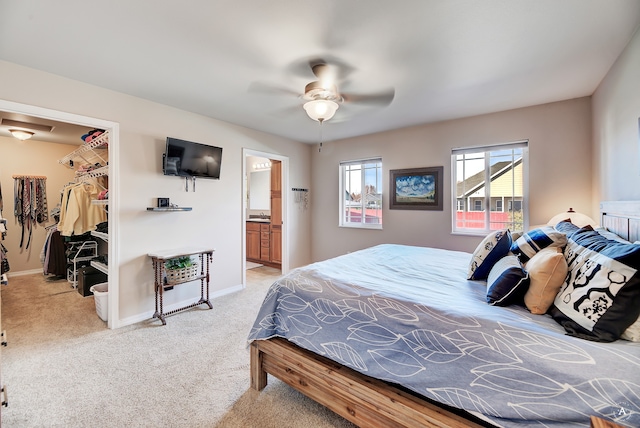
[146,207,192,212]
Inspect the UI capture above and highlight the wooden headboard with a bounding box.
[600,201,640,242]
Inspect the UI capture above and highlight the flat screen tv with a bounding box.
[163,137,223,179]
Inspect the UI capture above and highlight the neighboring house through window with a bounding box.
[452,141,528,234]
[339,158,383,229]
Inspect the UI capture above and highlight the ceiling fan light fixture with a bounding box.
[303,99,339,122]
[9,129,34,141]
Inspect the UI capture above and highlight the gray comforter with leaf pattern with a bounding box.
[248,244,640,427]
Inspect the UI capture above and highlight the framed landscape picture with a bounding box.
[389,166,443,210]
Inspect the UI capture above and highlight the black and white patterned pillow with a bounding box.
[550,226,640,342]
[510,226,567,263]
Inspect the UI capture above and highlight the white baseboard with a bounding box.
[7,268,43,277]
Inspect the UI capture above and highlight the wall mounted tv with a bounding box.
[163,137,223,179]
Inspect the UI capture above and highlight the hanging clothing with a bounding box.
[1,180,6,275]
[58,181,106,237]
[0,243,8,275]
[13,176,48,249]
[39,225,65,277]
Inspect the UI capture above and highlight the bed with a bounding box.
[248,201,640,427]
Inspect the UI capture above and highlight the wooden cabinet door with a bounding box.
[270,160,282,266]
[246,223,261,261]
[270,226,282,263]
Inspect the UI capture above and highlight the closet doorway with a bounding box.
[0,99,119,329]
[242,149,288,286]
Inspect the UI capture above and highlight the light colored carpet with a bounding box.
[1,268,356,427]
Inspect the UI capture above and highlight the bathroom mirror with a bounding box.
[249,170,270,210]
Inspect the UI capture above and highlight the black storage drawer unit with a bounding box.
[77,266,108,297]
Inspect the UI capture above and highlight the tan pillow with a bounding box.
[621,316,640,342]
[524,247,568,314]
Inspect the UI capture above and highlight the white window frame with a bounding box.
[451,141,529,236]
[339,157,383,230]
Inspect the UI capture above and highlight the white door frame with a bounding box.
[0,99,121,329]
[242,148,289,286]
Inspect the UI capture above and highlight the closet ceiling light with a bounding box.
[9,129,34,141]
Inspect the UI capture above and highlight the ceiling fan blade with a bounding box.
[286,55,355,82]
[325,108,352,123]
[248,81,300,97]
[269,104,305,119]
[342,88,395,106]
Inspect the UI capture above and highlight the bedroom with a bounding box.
[0,1,637,326]
[0,0,639,426]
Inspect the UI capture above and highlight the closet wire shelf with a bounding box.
[58,132,109,167]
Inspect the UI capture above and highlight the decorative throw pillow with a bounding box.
[468,229,512,280]
[550,226,640,342]
[621,316,640,342]
[594,227,631,244]
[510,226,567,263]
[486,255,530,306]
[524,247,568,314]
[554,219,580,236]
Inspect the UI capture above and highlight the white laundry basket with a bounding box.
[90,282,108,321]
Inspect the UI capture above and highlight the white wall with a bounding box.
[0,60,312,326]
[311,97,593,262]
[592,26,640,208]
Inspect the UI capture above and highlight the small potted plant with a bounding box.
[165,256,199,284]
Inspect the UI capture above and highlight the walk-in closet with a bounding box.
[0,113,110,333]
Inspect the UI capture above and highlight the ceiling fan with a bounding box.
[250,57,395,123]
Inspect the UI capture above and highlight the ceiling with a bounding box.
[0,0,639,145]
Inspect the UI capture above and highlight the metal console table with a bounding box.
[148,247,214,325]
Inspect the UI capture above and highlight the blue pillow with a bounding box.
[468,229,512,280]
[486,255,530,306]
[510,226,567,263]
[554,220,580,237]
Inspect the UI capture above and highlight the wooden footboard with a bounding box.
[250,337,486,428]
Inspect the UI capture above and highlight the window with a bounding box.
[339,158,383,229]
[452,141,528,234]
[508,200,522,212]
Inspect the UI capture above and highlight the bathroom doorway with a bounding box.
[242,149,288,286]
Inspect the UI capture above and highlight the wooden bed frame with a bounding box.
[250,337,486,428]
[250,201,640,428]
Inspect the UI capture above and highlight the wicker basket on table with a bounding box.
[165,257,199,285]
